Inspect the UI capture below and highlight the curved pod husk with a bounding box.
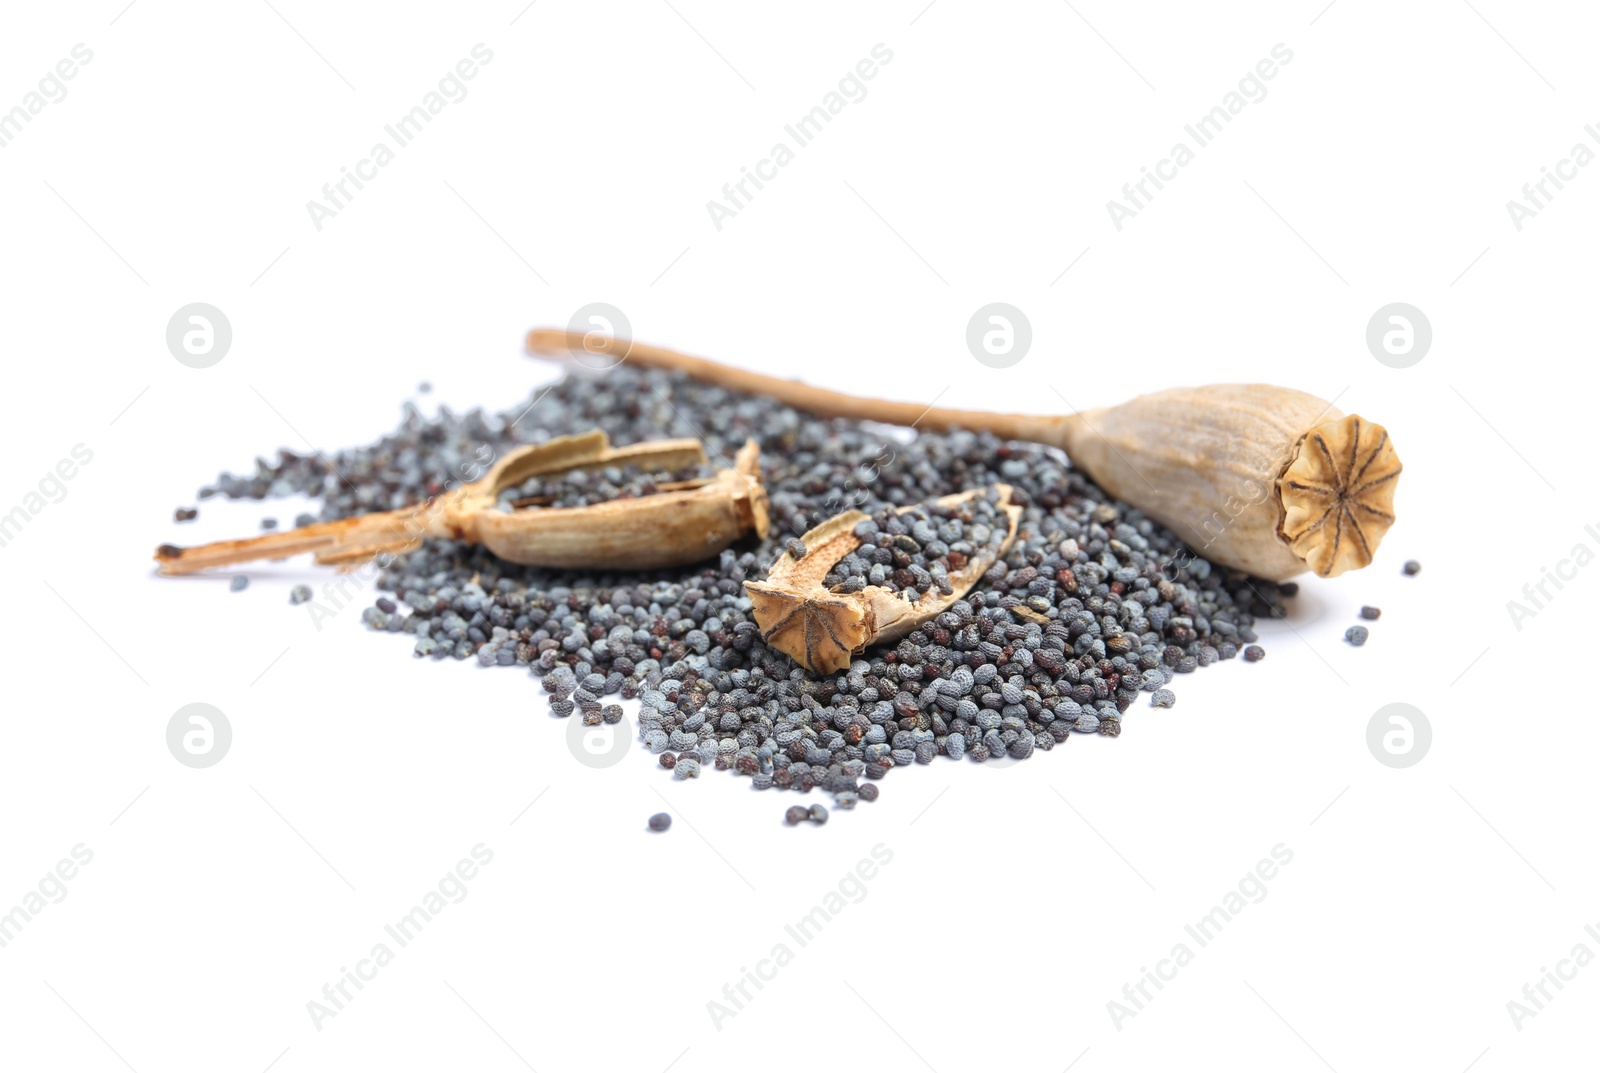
[745,486,1021,674]
[155,431,770,575]
[459,439,770,570]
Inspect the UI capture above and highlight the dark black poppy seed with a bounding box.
[1402,560,1421,576]
[785,805,809,825]
[1360,606,1381,620]
[648,812,671,832]
[1243,645,1265,662]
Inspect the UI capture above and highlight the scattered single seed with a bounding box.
[261,517,278,530]
[1151,688,1175,708]
[1359,606,1381,620]
[174,507,198,522]
[230,575,249,592]
[785,805,809,825]
[808,804,829,825]
[1243,645,1265,662]
[289,584,312,605]
[1344,626,1369,646]
[647,812,671,832]
[1402,560,1421,576]
[857,783,879,802]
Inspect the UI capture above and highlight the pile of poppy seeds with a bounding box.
[821,495,1010,601]
[194,364,1292,810]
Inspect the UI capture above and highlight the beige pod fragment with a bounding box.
[154,430,771,575]
[526,330,1403,582]
[745,487,1022,674]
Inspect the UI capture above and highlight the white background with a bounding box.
[0,1,1593,1070]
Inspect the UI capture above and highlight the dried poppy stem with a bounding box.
[155,430,770,575]
[527,330,1401,581]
